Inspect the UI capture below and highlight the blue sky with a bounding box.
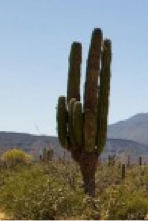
[0,0,148,136]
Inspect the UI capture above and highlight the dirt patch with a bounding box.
[0,211,7,220]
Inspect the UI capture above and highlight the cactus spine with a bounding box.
[57,28,112,196]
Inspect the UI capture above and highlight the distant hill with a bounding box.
[0,130,148,161]
[108,112,148,146]
[1,113,148,160]
[103,138,148,158]
[0,132,67,160]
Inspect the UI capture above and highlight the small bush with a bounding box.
[101,185,148,220]
[1,148,33,167]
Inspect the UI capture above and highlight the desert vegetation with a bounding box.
[0,148,33,167]
[0,158,148,220]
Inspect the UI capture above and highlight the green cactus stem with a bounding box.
[68,98,76,147]
[96,39,112,155]
[83,29,102,151]
[84,28,102,112]
[67,42,82,104]
[73,101,83,148]
[57,96,67,148]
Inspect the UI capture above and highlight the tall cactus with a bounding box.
[56,28,112,196]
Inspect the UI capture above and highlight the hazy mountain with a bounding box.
[0,131,148,161]
[1,112,148,160]
[0,131,67,160]
[108,112,148,146]
[103,138,148,158]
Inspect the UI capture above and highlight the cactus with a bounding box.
[57,28,112,196]
[41,148,53,161]
[139,156,142,166]
[121,164,126,179]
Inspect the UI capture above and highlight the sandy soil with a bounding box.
[0,211,7,220]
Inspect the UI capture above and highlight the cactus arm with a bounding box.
[83,28,102,152]
[96,39,112,155]
[56,96,67,148]
[67,42,82,104]
[84,28,102,111]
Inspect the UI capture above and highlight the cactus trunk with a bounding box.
[79,150,98,196]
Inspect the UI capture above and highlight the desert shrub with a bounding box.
[0,163,87,220]
[1,148,33,167]
[101,184,148,220]
[95,163,122,195]
[1,162,148,219]
[40,160,82,191]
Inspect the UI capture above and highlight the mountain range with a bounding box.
[108,113,148,146]
[1,112,148,161]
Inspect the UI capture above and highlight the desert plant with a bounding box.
[139,156,142,165]
[121,164,126,179]
[1,161,148,219]
[1,148,33,167]
[57,28,112,196]
[41,148,53,161]
[102,186,148,220]
[0,162,86,220]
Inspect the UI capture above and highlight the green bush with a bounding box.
[100,185,148,220]
[0,161,148,219]
[1,148,33,167]
[0,163,86,220]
